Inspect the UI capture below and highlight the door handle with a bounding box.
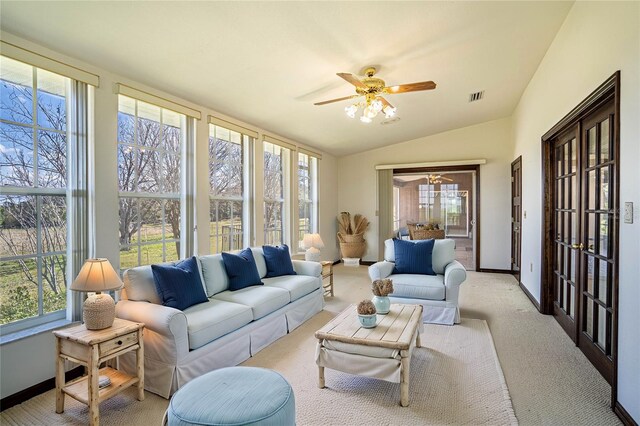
[571,243,584,250]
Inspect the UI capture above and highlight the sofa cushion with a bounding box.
[389,274,446,300]
[263,275,319,301]
[221,248,264,291]
[262,244,297,278]
[197,254,229,297]
[123,265,163,304]
[250,248,268,278]
[392,239,435,275]
[151,257,209,310]
[212,286,291,320]
[183,299,253,350]
[384,238,455,275]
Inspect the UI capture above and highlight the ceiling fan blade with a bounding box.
[337,73,368,90]
[385,81,436,94]
[378,96,395,109]
[314,95,359,106]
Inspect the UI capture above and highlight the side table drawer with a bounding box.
[99,331,138,357]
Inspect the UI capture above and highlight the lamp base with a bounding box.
[83,293,116,330]
[305,248,321,262]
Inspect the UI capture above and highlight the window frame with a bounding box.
[0,58,71,333]
[296,152,318,251]
[263,141,291,246]
[116,95,187,270]
[208,124,251,253]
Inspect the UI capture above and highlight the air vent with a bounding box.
[468,91,485,102]
[380,117,401,125]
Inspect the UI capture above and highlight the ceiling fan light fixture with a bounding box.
[363,105,378,119]
[345,104,358,118]
[371,99,383,113]
[383,105,396,118]
[360,115,372,124]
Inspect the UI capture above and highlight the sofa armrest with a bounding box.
[292,260,322,277]
[444,260,466,304]
[368,261,395,281]
[115,300,189,363]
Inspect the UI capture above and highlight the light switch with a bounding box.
[624,202,633,224]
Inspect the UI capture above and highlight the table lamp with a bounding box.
[303,233,324,262]
[71,258,124,330]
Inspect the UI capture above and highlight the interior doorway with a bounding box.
[511,156,522,281]
[393,167,479,270]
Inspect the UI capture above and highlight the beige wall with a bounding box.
[338,117,513,269]
[511,2,639,419]
[0,31,339,398]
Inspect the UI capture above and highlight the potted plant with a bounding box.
[337,212,369,260]
[371,279,394,314]
[356,300,377,328]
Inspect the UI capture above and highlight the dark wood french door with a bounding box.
[511,157,522,280]
[551,100,617,384]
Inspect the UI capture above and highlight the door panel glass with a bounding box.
[587,127,597,167]
[570,175,577,210]
[600,166,610,210]
[587,213,596,253]
[564,178,569,210]
[597,305,607,349]
[571,138,577,173]
[586,255,595,295]
[570,212,577,244]
[556,147,563,176]
[569,283,576,318]
[600,119,610,164]
[598,260,608,304]
[570,249,576,282]
[599,215,609,257]
[587,170,596,210]
[562,279,568,310]
[585,300,593,337]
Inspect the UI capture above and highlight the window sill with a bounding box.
[0,319,79,346]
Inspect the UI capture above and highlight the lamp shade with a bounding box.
[71,258,123,293]
[303,233,325,249]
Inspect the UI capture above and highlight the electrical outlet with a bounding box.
[624,202,633,224]
[530,262,533,272]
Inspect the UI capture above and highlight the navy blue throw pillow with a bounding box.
[262,244,297,278]
[221,248,264,291]
[392,238,436,275]
[151,257,208,311]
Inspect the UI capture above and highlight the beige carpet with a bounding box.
[1,265,622,425]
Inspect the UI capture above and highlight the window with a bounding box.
[117,95,186,270]
[0,57,70,328]
[297,152,318,250]
[264,142,290,246]
[418,184,436,222]
[209,125,250,253]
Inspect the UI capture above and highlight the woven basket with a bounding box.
[339,242,366,259]
[337,232,365,243]
[409,228,445,240]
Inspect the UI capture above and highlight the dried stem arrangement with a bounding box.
[357,300,377,315]
[372,279,394,297]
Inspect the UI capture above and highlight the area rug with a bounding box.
[1,312,517,425]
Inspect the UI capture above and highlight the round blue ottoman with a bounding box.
[167,367,295,426]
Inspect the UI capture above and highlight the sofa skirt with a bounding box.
[120,288,324,398]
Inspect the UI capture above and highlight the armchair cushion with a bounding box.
[392,238,435,275]
[151,257,208,311]
[384,238,455,275]
[389,274,445,300]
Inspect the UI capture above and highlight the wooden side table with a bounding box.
[53,318,145,426]
[320,261,334,297]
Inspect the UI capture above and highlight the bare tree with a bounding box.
[0,79,67,298]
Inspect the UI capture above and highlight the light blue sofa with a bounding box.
[368,239,466,325]
[115,247,323,398]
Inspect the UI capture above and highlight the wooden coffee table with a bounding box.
[315,303,423,406]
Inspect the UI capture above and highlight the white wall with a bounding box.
[512,2,639,420]
[337,117,514,269]
[0,31,339,398]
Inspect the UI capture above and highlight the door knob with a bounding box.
[571,243,584,250]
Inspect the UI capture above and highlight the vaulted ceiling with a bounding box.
[1,1,573,156]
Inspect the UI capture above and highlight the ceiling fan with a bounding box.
[314,67,436,123]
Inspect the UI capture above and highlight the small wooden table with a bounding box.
[315,304,422,406]
[53,318,145,426]
[320,261,334,297]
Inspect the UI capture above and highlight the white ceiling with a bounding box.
[0,1,573,156]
